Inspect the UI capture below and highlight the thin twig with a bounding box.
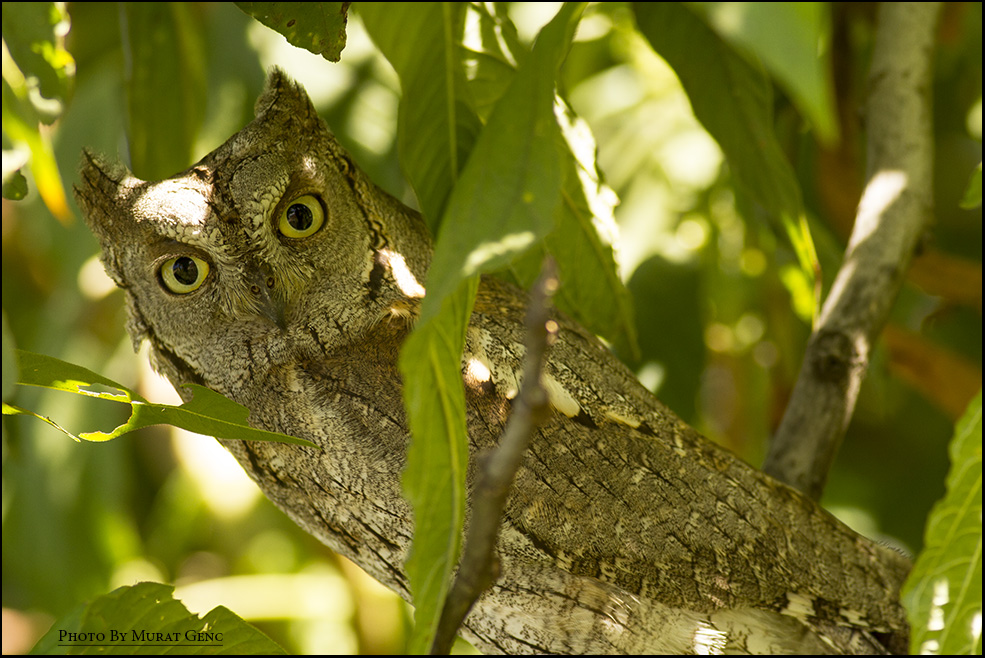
[429,260,558,655]
[763,2,942,500]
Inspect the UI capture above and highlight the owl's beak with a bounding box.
[251,270,288,331]
[261,295,288,331]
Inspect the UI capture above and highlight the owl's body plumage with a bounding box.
[77,70,909,654]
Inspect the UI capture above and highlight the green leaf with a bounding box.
[458,2,527,121]
[359,2,482,231]
[421,2,584,321]
[633,2,817,318]
[505,124,639,353]
[456,7,637,351]
[121,2,207,179]
[234,2,348,62]
[632,2,801,219]
[687,2,838,144]
[549,106,637,353]
[960,162,982,209]
[396,5,586,652]
[30,581,287,655]
[1,1,75,121]
[4,349,315,447]
[398,278,478,655]
[902,390,982,655]
[363,2,632,347]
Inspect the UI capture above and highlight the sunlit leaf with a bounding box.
[1,1,75,120]
[235,2,348,62]
[902,390,982,655]
[421,4,584,320]
[507,120,639,354]
[458,8,637,352]
[1,68,72,221]
[459,2,525,121]
[549,106,638,354]
[30,582,286,655]
[4,349,316,447]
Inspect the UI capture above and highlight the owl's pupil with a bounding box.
[286,203,313,231]
[172,257,199,285]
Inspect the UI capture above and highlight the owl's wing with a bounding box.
[460,276,910,653]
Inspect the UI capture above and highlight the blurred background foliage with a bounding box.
[2,2,981,654]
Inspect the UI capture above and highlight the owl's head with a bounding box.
[76,68,430,398]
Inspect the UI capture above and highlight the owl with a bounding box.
[76,68,910,654]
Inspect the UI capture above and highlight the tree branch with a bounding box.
[429,260,558,655]
[763,2,942,500]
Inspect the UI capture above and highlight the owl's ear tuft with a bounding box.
[255,67,317,121]
[75,149,142,235]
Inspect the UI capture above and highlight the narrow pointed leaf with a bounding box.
[399,278,478,654]
[359,2,482,230]
[633,2,818,313]
[687,2,838,143]
[902,390,982,655]
[397,4,586,652]
[633,2,802,220]
[5,349,315,447]
[421,2,585,321]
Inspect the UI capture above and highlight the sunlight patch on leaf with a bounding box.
[464,232,538,273]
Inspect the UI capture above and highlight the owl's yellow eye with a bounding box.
[278,195,324,238]
[160,255,210,294]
